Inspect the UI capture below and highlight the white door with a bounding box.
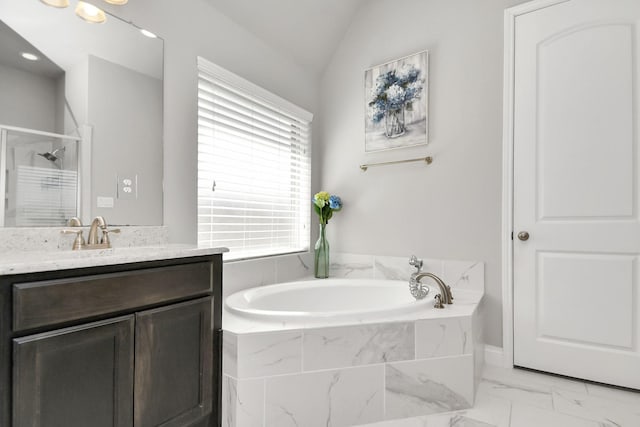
[513,0,640,389]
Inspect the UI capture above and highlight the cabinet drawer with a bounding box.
[13,262,212,332]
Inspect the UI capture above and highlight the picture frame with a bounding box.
[364,50,429,152]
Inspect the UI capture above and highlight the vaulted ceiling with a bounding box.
[207,0,368,77]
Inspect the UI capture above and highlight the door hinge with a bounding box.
[511,231,514,240]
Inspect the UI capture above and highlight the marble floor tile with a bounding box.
[427,414,496,427]
[477,379,553,410]
[553,389,640,427]
[483,365,588,394]
[585,382,640,405]
[510,403,601,427]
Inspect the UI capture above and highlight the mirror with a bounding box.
[0,0,163,226]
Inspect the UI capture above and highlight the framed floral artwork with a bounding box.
[364,50,428,152]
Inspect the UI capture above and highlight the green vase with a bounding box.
[314,223,329,278]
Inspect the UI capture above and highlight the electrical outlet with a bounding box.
[116,174,138,199]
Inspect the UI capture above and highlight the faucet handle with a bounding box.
[68,217,83,227]
[61,229,86,250]
[409,255,423,272]
[434,294,444,309]
[100,226,120,247]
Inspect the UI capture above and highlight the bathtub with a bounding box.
[225,278,433,323]
[222,275,485,427]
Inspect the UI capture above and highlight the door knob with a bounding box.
[517,231,530,241]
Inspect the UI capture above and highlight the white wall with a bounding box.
[99,0,319,242]
[0,63,60,132]
[318,0,528,347]
[88,55,163,225]
[96,0,320,293]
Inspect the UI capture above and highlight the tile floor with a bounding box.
[359,364,640,427]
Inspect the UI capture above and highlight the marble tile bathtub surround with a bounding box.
[385,356,475,419]
[330,253,484,293]
[222,376,264,427]
[303,322,415,371]
[359,363,640,427]
[0,225,168,253]
[223,316,480,425]
[265,365,385,427]
[415,316,472,359]
[223,330,303,379]
[223,252,313,298]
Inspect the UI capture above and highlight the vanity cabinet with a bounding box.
[0,254,223,427]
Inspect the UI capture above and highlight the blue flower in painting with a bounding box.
[328,195,342,210]
[369,64,423,123]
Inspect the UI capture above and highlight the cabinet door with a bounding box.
[135,297,213,427]
[13,316,135,427]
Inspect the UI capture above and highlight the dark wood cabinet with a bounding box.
[135,298,212,427]
[13,316,135,427]
[0,254,223,427]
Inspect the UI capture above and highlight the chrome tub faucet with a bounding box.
[408,255,454,308]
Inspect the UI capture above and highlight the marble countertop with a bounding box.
[0,244,228,275]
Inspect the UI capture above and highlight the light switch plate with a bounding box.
[97,196,114,208]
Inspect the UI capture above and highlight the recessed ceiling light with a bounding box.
[75,1,106,23]
[21,52,39,61]
[140,29,157,39]
[40,0,70,8]
[104,0,128,4]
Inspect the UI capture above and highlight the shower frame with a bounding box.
[0,124,89,227]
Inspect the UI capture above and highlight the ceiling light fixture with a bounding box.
[21,52,39,61]
[104,0,128,4]
[39,0,70,8]
[75,1,106,23]
[140,29,157,39]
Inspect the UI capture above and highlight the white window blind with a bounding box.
[197,57,312,260]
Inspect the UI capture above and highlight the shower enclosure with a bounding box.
[0,125,85,226]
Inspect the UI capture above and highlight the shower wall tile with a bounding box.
[275,253,312,283]
[236,330,303,379]
[385,355,474,420]
[223,331,238,377]
[222,375,264,427]
[442,260,484,293]
[265,365,384,427]
[374,256,443,281]
[303,322,415,371]
[330,252,375,278]
[415,316,472,359]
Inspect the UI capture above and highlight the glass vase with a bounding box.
[314,223,329,279]
[384,106,406,138]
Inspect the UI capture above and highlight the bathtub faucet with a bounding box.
[409,272,454,308]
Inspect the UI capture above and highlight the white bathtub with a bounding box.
[225,278,435,323]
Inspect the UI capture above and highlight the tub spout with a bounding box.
[409,272,453,307]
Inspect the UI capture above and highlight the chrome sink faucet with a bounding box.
[88,216,120,248]
[408,255,454,308]
[62,216,120,250]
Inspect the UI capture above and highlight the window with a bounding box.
[197,57,312,260]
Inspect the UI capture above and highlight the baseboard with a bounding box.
[484,345,505,367]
